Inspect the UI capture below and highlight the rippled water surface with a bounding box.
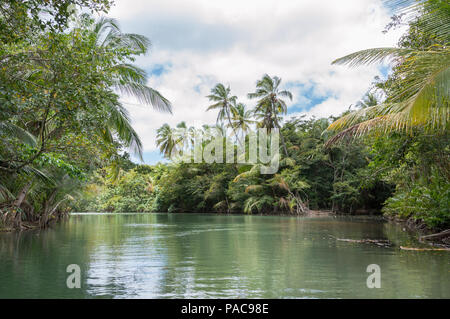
[0,213,449,298]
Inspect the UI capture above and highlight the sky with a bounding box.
[106,0,405,164]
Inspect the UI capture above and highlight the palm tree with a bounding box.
[356,92,379,109]
[248,74,292,156]
[326,1,449,144]
[206,83,240,144]
[229,103,255,141]
[86,16,172,160]
[211,123,227,138]
[156,124,177,158]
[183,123,198,152]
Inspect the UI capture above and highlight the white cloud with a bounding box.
[108,0,405,154]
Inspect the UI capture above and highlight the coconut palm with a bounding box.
[386,0,450,44]
[229,103,255,141]
[156,124,177,158]
[248,74,292,156]
[179,122,198,152]
[326,1,449,144]
[85,16,172,159]
[356,93,379,109]
[206,83,241,144]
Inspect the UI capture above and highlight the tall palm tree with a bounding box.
[157,121,199,159]
[206,83,240,144]
[326,1,449,144]
[181,122,198,152]
[229,103,255,141]
[175,121,190,152]
[156,124,177,158]
[248,74,292,156]
[86,16,172,160]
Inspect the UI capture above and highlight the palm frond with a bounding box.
[112,63,147,84]
[22,167,54,185]
[328,21,450,144]
[233,164,261,182]
[114,82,172,113]
[105,103,144,160]
[245,184,264,193]
[384,0,450,42]
[332,48,414,67]
[0,122,36,147]
[0,183,14,203]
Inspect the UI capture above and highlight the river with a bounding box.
[0,213,448,298]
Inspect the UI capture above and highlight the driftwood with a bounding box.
[336,238,450,250]
[336,238,391,247]
[400,246,450,251]
[419,229,450,241]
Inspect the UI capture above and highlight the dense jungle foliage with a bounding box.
[0,0,171,229]
[1,0,449,233]
[73,0,449,231]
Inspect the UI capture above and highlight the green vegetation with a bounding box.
[0,1,171,229]
[1,0,448,236]
[76,107,392,216]
[74,0,449,234]
[326,0,450,230]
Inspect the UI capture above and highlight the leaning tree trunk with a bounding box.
[13,181,32,209]
[271,105,288,157]
[420,229,450,241]
[11,181,32,230]
[40,190,57,229]
[287,189,308,215]
[226,107,242,147]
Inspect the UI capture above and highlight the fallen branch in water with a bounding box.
[419,229,450,242]
[400,246,450,251]
[336,238,391,246]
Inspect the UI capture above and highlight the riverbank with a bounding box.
[385,215,450,246]
[0,219,61,232]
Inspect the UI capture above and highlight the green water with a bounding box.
[0,213,449,298]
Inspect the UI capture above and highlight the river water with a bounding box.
[0,213,448,298]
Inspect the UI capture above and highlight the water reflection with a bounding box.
[0,213,449,298]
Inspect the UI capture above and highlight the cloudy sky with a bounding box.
[107,0,404,164]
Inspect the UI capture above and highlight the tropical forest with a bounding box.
[0,0,449,299]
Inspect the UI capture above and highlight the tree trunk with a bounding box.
[270,101,288,157]
[226,107,241,147]
[40,190,57,228]
[420,229,450,241]
[14,181,32,208]
[11,181,32,229]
